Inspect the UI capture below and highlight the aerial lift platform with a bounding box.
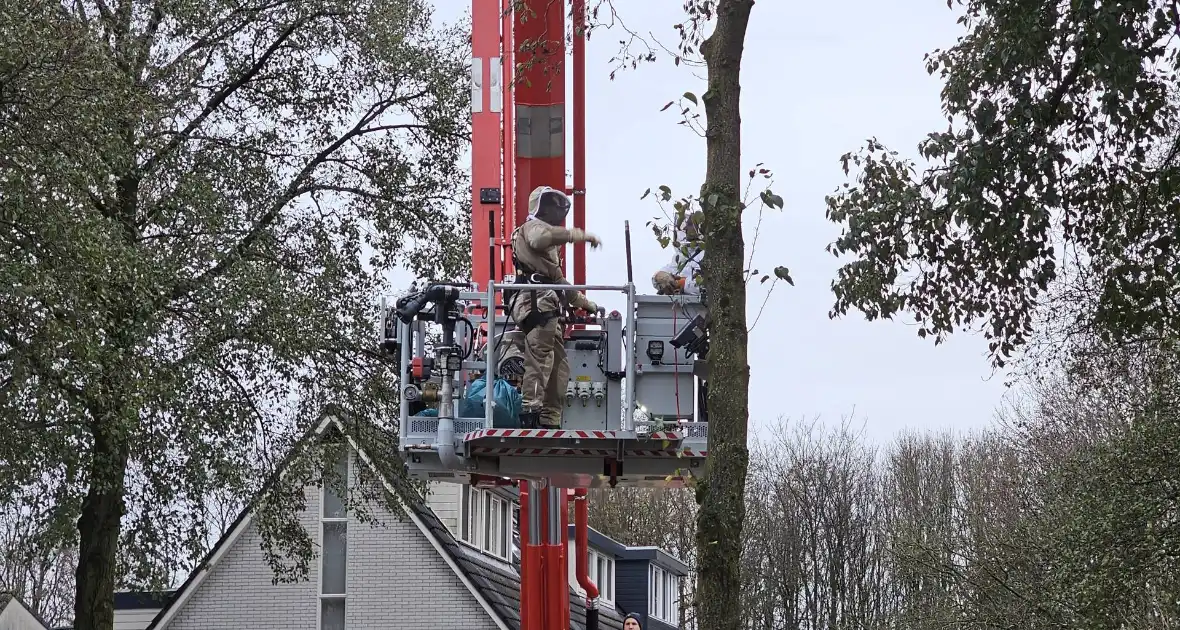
[387,286,709,488]
[380,0,711,628]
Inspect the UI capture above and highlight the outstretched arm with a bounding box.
[524,225,601,251]
[524,226,573,250]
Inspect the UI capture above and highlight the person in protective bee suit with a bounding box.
[509,186,602,429]
[652,211,704,295]
[651,210,711,424]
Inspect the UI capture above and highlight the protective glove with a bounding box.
[567,228,602,248]
[653,271,686,295]
[582,300,598,314]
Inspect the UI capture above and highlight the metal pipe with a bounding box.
[572,0,587,286]
[528,480,542,546]
[559,489,571,625]
[485,281,496,429]
[623,282,636,431]
[459,284,627,299]
[398,318,410,430]
[495,283,628,292]
[543,484,565,630]
[624,221,634,284]
[501,0,516,277]
[547,486,562,543]
[380,295,388,336]
[437,377,461,469]
[437,312,461,469]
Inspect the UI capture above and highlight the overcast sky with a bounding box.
[423,0,1015,444]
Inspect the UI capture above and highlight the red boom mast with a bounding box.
[470,0,591,628]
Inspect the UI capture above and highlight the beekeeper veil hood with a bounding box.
[528,186,572,226]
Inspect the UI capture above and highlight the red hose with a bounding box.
[573,489,599,601]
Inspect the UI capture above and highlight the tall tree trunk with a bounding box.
[695,1,755,629]
[74,278,139,630]
[73,411,130,630]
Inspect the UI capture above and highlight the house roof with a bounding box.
[0,591,52,628]
[567,525,629,558]
[147,410,624,630]
[615,546,690,577]
[564,524,691,577]
[113,590,173,610]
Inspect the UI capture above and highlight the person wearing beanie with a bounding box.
[623,612,643,630]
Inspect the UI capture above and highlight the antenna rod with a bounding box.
[624,220,634,284]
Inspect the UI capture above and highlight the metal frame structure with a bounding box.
[380,2,708,629]
[480,3,584,627]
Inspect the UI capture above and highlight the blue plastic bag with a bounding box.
[411,376,522,429]
[461,375,522,428]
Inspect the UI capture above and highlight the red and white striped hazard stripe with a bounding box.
[464,428,619,440]
[468,447,615,456]
[624,449,709,458]
[463,428,687,441]
[466,447,710,458]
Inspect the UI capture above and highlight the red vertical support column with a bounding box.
[571,0,587,286]
[519,482,543,630]
[543,486,568,630]
[538,483,555,630]
[558,489,571,625]
[514,2,570,628]
[501,0,517,277]
[472,0,502,292]
[513,0,566,227]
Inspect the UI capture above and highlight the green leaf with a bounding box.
[760,190,784,210]
[773,266,794,285]
[683,91,698,105]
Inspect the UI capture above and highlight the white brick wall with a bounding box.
[163,453,499,630]
[165,485,320,630]
[346,474,496,630]
[426,483,462,534]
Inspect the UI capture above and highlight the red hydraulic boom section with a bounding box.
[469,0,593,629]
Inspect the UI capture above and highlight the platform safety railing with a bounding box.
[396,282,639,453]
[478,282,637,432]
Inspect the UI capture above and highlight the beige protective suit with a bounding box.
[652,212,704,295]
[509,186,601,428]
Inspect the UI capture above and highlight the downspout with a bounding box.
[573,488,599,630]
